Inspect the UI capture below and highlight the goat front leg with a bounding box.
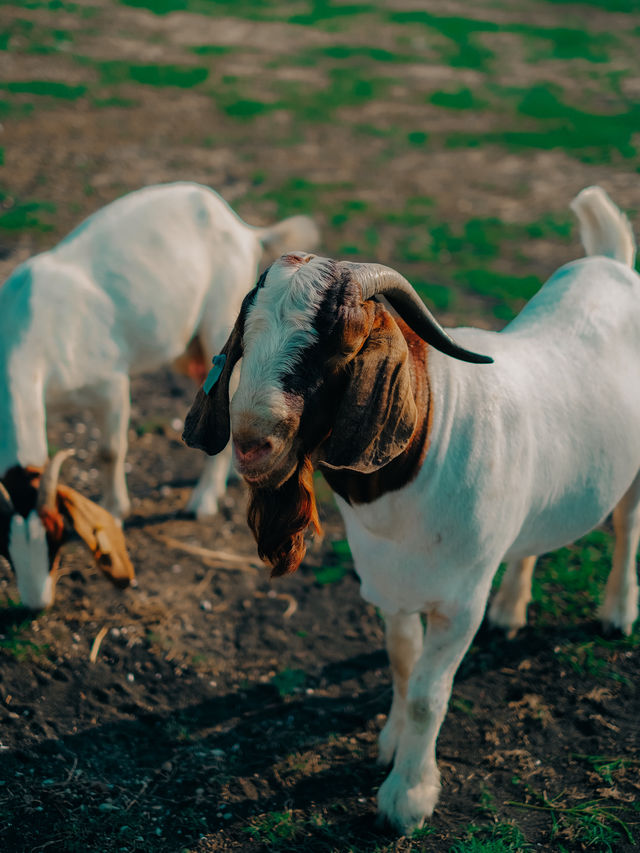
[378,612,424,766]
[377,597,488,833]
[92,375,131,520]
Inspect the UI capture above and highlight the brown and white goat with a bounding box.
[183,187,640,832]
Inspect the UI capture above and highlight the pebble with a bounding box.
[200,600,212,612]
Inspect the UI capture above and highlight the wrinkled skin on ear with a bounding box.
[183,288,255,456]
[320,304,418,473]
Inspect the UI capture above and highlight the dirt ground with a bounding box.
[0,1,639,851]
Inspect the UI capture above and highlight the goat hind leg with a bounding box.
[378,611,424,766]
[600,470,640,636]
[186,444,233,519]
[92,375,131,520]
[488,556,537,638]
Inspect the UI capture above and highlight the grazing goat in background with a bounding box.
[0,181,318,608]
[184,186,640,832]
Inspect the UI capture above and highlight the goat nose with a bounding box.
[233,436,273,464]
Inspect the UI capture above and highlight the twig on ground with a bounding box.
[89,625,109,663]
[149,533,261,573]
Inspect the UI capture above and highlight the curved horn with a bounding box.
[36,449,75,512]
[0,482,14,515]
[342,262,493,364]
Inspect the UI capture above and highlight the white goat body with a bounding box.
[0,181,318,608]
[184,187,640,832]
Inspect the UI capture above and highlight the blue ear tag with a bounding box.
[203,354,227,395]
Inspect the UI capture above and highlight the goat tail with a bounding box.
[247,455,322,578]
[256,215,320,259]
[570,186,636,268]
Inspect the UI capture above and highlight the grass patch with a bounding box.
[455,269,542,319]
[189,44,233,56]
[533,530,613,624]
[430,88,486,110]
[313,539,352,586]
[511,24,615,63]
[388,11,499,71]
[449,820,530,852]
[509,779,636,852]
[95,60,209,88]
[555,633,639,685]
[0,190,56,232]
[0,80,86,99]
[0,617,48,661]
[446,82,640,163]
[573,753,640,786]
[271,668,307,697]
[245,809,306,845]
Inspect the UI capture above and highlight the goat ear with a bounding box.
[183,315,245,456]
[56,485,135,587]
[321,306,417,474]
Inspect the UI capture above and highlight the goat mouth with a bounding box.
[239,454,298,490]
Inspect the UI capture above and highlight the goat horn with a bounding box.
[342,262,494,364]
[36,449,76,512]
[0,482,14,515]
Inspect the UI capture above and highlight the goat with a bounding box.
[0,181,319,608]
[183,186,640,832]
[0,450,134,608]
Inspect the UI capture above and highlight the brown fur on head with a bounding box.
[247,455,321,577]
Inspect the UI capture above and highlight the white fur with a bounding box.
[232,186,640,832]
[0,182,318,606]
[232,255,334,425]
[11,513,52,610]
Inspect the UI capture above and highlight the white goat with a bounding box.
[0,181,318,609]
[184,186,639,832]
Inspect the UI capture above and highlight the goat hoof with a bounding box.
[377,770,439,835]
[185,492,220,520]
[598,601,638,637]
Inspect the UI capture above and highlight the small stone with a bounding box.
[200,600,212,612]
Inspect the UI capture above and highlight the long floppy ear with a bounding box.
[182,286,257,456]
[321,305,417,473]
[55,485,135,587]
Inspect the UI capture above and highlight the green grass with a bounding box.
[271,667,307,697]
[0,189,56,232]
[573,753,640,786]
[245,810,306,845]
[313,539,352,586]
[508,779,636,853]
[532,530,613,624]
[449,821,530,852]
[446,82,640,164]
[0,606,47,661]
[555,632,639,685]
[430,88,486,110]
[95,60,209,88]
[0,80,86,99]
